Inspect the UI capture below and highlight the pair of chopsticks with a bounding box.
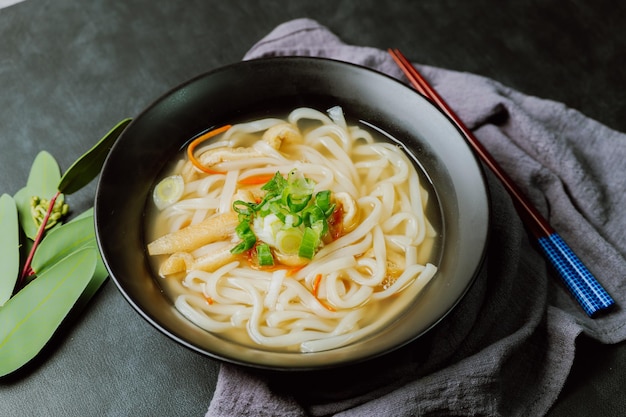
[388,48,614,317]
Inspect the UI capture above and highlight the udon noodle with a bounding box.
[146,106,439,353]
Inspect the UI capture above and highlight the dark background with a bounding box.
[1,0,624,415]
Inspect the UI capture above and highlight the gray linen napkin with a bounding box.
[206,18,626,417]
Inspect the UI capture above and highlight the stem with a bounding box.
[19,190,61,284]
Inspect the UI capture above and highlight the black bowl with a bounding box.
[94,57,489,370]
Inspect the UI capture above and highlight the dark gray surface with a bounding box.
[0,0,624,416]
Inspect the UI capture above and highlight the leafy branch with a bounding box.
[0,118,131,377]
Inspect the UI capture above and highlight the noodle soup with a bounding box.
[145,106,442,353]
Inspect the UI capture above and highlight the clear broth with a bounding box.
[144,110,444,353]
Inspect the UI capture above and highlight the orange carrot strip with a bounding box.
[286,265,304,277]
[187,125,232,174]
[310,274,335,311]
[238,173,276,185]
[312,273,323,297]
[320,300,336,312]
[205,296,214,305]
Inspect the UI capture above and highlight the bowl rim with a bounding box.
[94,56,490,371]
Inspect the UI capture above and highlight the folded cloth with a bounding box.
[206,18,626,417]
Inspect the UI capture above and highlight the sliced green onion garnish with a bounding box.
[268,201,291,223]
[258,200,272,217]
[284,214,302,228]
[311,219,328,237]
[276,228,304,255]
[153,175,185,210]
[231,221,257,254]
[298,227,320,259]
[233,200,256,217]
[303,205,325,227]
[261,171,287,193]
[256,243,274,266]
[315,190,335,216]
[232,169,336,261]
[286,193,312,212]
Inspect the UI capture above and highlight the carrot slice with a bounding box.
[286,265,304,277]
[321,302,336,312]
[238,173,276,185]
[312,273,323,297]
[310,273,335,311]
[187,125,231,174]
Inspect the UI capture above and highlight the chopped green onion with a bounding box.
[231,169,336,261]
[276,228,304,254]
[284,214,302,228]
[286,193,312,212]
[268,201,291,223]
[303,205,325,227]
[298,227,320,259]
[230,241,248,254]
[231,221,257,254]
[315,190,335,216]
[311,219,328,237]
[256,243,274,266]
[261,171,287,194]
[233,200,256,217]
[258,200,272,217]
[153,175,185,210]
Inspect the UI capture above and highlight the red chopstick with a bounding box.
[388,48,614,316]
[388,48,550,238]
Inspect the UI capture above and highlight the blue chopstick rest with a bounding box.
[538,233,614,317]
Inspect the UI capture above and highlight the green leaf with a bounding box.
[58,118,132,195]
[69,207,94,222]
[14,152,62,240]
[74,247,109,311]
[31,209,96,276]
[13,188,35,240]
[0,247,97,376]
[31,208,109,308]
[0,194,19,306]
[26,151,61,198]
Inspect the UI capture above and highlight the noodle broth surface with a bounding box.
[145,106,442,353]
